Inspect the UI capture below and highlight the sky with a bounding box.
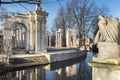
[1,0,120,32]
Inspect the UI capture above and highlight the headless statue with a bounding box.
[94,15,120,45]
[93,15,120,53]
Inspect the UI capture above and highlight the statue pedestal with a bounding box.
[90,42,120,80]
[89,61,120,80]
[93,42,120,63]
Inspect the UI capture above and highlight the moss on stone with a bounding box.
[106,61,116,65]
[118,61,120,65]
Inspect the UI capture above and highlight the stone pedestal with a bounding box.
[90,42,120,80]
[93,42,120,63]
[89,62,120,80]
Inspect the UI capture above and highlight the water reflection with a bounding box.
[0,52,92,80]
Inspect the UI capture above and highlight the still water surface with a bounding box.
[0,52,92,80]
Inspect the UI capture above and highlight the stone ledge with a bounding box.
[89,61,120,70]
[43,50,86,63]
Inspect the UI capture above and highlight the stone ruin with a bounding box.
[2,8,48,54]
[66,28,77,47]
[55,28,77,48]
[55,29,62,47]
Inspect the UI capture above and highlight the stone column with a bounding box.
[58,32,60,47]
[66,30,70,47]
[3,28,12,55]
[66,30,68,47]
[66,29,77,48]
[41,19,47,51]
[59,31,62,47]
[35,10,48,53]
[25,31,29,51]
[55,32,58,47]
[29,14,34,53]
[35,14,41,53]
[18,28,21,48]
[49,35,51,47]
[16,29,19,47]
[55,29,62,48]
[73,30,76,47]
[12,29,16,48]
[21,33,23,48]
[20,28,22,48]
[22,33,25,48]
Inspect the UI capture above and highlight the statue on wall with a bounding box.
[92,15,120,61]
[94,15,120,46]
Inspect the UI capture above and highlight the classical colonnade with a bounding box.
[55,28,77,48]
[12,24,26,49]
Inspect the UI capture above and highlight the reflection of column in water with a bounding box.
[16,71,22,80]
[14,67,46,80]
[55,69,62,80]
[55,68,66,80]
[29,69,34,80]
[77,61,85,80]
[29,67,46,80]
[16,70,25,80]
[61,68,66,80]
[0,73,12,80]
[66,64,77,78]
[25,69,31,80]
[35,68,38,80]
[30,68,39,80]
[39,68,46,80]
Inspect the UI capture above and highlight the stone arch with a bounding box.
[3,17,31,54]
[10,22,29,51]
[6,18,30,31]
[11,22,28,30]
[3,9,48,54]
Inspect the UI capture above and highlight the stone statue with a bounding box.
[90,15,120,80]
[94,15,120,45]
[36,0,41,11]
[93,15,120,61]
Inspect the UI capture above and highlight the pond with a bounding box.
[0,52,92,80]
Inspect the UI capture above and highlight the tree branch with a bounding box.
[0,1,37,4]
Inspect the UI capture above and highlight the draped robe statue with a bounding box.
[94,15,120,46]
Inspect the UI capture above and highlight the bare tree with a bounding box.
[0,0,39,4]
[52,7,67,47]
[0,7,9,22]
[52,0,109,47]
